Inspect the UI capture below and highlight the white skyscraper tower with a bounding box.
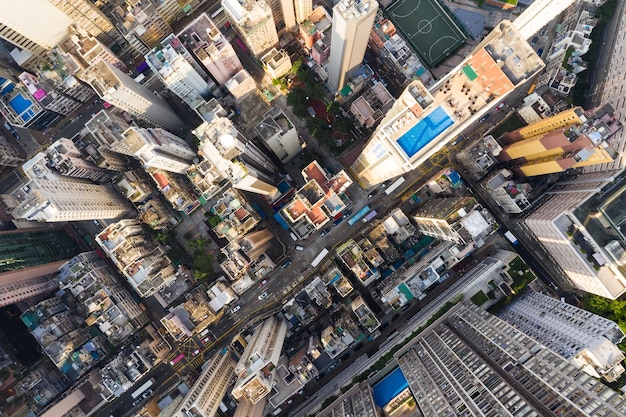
[0,0,73,66]
[513,0,577,40]
[83,61,185,132]
[194,118,279,198]
[328,0,378,92]
[115,127,197,174]
[222,0,278,58]
[294,0,313,24]
[145,34,211,106]
[4,153,131,222]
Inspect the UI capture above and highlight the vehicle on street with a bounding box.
[192,349,200,357]
[259,279,267,287]
[504,230,519,245]
[479,114,491,123]
[202,336,211,344]
[315,372,325,380]
[367,190,378,199]
[496,102,505,111]
[342,210,353,219]
[142,389,152,399]
[258,291,269,300]
[320,228,329,237]
[231,305,241,314]
[295,245,304,251]
[281,260,291,268]
[169,353,185,366]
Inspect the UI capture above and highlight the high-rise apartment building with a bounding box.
[57,252,146,326]
[0,227,80,306]
[317,382,378,417]
[83,109,133,171]
[524,181,626,299]
[499,290,625,382]
[96,219,176,298]
[47,0,122,46]
[328,0,378,92]
[4,153,131,222]
[119,127,196,174]
[61,25,126,72]
[222,0,278,58]
[83,61,185,132]
[512,0,577,40]
[173,349,236,417]
[177,14,243,86]
[194,117,279,198]
[104,0,174,55]
[350,21,544,187]
[146,34,211,106]
[294,0,313,24]
[232,316,288,403]
[396,302,626,416]
[0,134,24,167]
[0,0,73,66]
[45,138,112,183]
[0,263,64,307]
[497,105,621,177]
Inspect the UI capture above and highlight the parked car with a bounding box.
[192,349,200,357]
[259,279,268,287]
[202,336,211,344]
[231,305,241,314]
[258,291,269,300]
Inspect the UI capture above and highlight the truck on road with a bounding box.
[504,231,519,245]
[131,379,155,400]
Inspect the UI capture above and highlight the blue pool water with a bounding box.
[397,106,454,158]
[372,367,409,407]
[9,94,33,119]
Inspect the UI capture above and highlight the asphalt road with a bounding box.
[95,363,175,417]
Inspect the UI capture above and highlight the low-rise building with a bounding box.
[350,296,380,333]
[336,239,380,287]
[484,169,532,214]
[280,161,352,239]
[350,82,394,129]
[96,219,176,298]
[261,48,291,79]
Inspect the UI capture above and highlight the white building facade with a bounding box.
[328,0,378,92]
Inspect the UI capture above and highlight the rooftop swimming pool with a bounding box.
[396,106,454,158]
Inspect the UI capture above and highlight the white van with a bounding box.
[295,246,304,251]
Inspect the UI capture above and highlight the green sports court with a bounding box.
[386,0,467,68]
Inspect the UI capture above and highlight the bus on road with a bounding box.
[348,206,370,225]
[169,353,185,366]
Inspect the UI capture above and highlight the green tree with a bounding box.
[208,215,222,228]
[187,238,208,254]
[287,89,309,118]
